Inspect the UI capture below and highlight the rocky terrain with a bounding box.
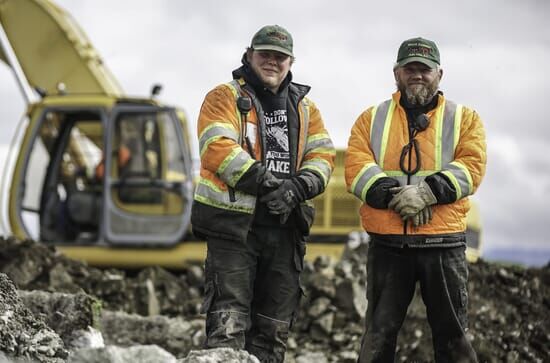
[0,236,548,362]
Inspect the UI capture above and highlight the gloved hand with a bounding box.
[409,206,433,227]
[260,178,306,223]
[258,170,283,196]
[388,180,437,219]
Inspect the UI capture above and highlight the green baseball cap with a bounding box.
[250,25,293,57]
[395,37,440,69]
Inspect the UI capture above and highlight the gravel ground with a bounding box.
[0,236,548,362]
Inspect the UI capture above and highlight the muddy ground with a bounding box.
[0,236,548,362]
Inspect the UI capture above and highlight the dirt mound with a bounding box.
[0,236,548,362]
[0,273,67,362]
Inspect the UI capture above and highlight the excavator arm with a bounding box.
[0,0,123,96]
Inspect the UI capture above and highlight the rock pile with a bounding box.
[0,236,548,362]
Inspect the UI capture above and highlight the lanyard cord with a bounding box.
[399,128,422,180]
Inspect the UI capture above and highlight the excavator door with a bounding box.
[103,105,193,246]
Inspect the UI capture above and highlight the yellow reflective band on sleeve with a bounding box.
[441,170,462,200]
[217,148,255,187]
[350,162,387,201]
[199,122,239,156]
[305,140,335,156]
[361,173,385,201]
[307,132,331,144]
[451,161,473,189]
[300,158,332,187]
[441,161,473,200]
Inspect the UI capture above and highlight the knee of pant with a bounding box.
[205,311,249,348]
[200,260,252,315]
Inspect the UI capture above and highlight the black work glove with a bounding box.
[259,178,307,223]
[234,162,282,196]
[258,170,283,196]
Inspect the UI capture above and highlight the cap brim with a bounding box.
[252,44,293,57]
[396,56,439,69]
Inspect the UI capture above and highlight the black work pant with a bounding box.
[358,244,478,363]
[200,225,305,363]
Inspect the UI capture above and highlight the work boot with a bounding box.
[205,310,249,349]
[246,313,290,363]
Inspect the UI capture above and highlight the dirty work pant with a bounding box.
[358,244,477,363]
[201,226,304,363]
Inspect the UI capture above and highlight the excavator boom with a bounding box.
[0,0,123,96]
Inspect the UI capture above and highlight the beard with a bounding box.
[397,78,440,106]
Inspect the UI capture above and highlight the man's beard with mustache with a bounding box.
[397,78,439,106]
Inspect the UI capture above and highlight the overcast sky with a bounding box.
[0,0,549,255]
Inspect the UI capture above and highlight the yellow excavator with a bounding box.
[0,0,482,268]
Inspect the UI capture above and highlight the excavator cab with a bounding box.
[12,99,194,247]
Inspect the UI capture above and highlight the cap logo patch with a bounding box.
[267,31,288,41]
[408,44,432,57]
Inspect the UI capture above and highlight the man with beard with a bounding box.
[192,25,335,362]
[345,37,486,362]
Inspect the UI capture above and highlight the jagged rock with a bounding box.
[307,274,336,299]
[313,255,332,272]
[178,348,260,363]
[310,312,334,341]
[185,264,204,288]
[295,351,328,363]
[68,327,104,349]
[0,239,56,287]
[307,297,331,319]
[100,310,204,358]
[69,345,176,363]
[18,290,101,346]
[334,279,367,319]
[0,273,67,362]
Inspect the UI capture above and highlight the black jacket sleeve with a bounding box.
[233,162,266,195]
[365,177,400,209]
[293,170,325,200]
[424,173,457,204]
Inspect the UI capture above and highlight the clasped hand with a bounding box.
[260,179,301,223]
[388,180,437,226]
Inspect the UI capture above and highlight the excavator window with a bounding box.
[19,109,104,243]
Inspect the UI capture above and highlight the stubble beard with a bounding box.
[397,78,440,106]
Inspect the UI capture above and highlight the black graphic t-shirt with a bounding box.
[231,61,296,226]
[262,94,290,178]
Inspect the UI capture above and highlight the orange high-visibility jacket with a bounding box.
[345,91,486,235]
[192,78,335,241]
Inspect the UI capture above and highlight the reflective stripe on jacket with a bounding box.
[193,78,335,241]
[345,91,486,235]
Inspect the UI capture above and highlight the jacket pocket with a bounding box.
[294,236,307,272]
[200,258,217,314]
[200,280,215,314]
